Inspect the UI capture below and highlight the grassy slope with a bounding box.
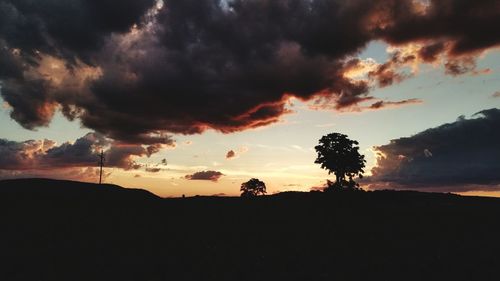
[1,178,500,281]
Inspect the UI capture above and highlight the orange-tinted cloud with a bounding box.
[0,132,168,179]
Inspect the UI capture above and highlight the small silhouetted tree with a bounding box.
[240,178,267,197]
[315,133,366,190]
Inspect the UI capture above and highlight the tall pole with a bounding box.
[99,150,105,184]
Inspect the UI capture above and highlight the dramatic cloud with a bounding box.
[0,132,167,179]
[105,144,151,170]
[0,0,156,57]
[372,0,500,55]
[185,170,224,182]
[418,42,446,63]
[366,109,500,192]
[0,0,499,144]
[0,133,103,170]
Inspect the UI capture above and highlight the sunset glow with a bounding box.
[1,0,499,197]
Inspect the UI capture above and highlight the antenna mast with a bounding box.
[98,150,105,184]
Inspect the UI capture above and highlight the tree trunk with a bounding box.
[335,172,345,188]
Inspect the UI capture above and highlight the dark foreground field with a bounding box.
[1,179,500,281]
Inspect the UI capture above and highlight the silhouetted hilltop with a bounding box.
[0,178,158,201]
[1,179,500,281]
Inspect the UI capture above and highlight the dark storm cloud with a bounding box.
[185,170,224,182]
[0,0,499,144]
[102,142,167,170]
[367,109,500,192]
[418,42,446,63]
[41,132,108,167]
[3,82,56,129]
[0,0,156,136]
[0,0,155,58]
[0,133,105,170]
[372,0,500,55]
[0,41,23,79]
[0,133,164,172]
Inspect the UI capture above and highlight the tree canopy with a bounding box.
[315,133,366,190]
[240,178,267,197]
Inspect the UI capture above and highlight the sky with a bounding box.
[0,0,499,197]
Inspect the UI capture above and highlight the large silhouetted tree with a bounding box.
[315,133,366,190]
[240,178,267,197]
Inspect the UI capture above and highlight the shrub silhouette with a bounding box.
[240,178,267,197]
[315,133,366,190]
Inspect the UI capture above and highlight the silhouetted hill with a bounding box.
[0,178,158,200]
[1,179,500,281]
